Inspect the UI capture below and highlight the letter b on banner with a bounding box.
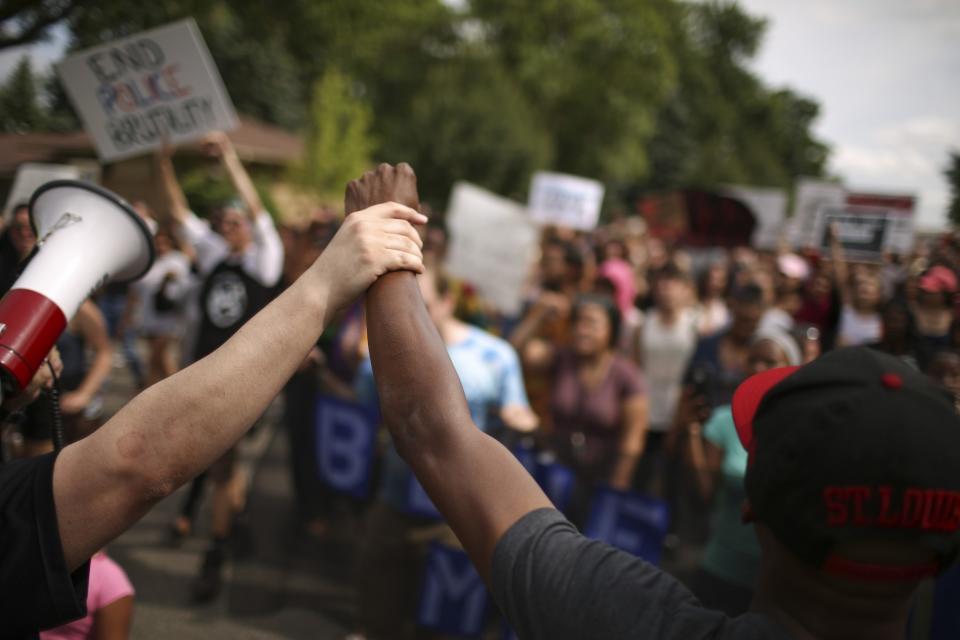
[315,395,377,499]
[584,487,670,564]
[418,543,489,637]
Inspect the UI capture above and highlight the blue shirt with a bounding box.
[355,324,530,513]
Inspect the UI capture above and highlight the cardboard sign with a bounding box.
[720,184,787,250]
[790,178,846,250]
[57,18,238,162]
[583,487,670,565]
[445,182,539,316]
[528,171,604,231]
[814,205,890,261]
[790,178,915,258]
[3,163,81,221]
[418,543,489,637]
[314,395,378,499]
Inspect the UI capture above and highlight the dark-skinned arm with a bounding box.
[347,164,552,582]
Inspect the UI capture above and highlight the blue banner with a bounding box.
[584,486,670,564]
[314,395,378,499]
[511,444,575,513]
[405,475,443,520]
[418,543,489,637]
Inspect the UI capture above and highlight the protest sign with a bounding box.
[418,543,489,637]
[721,184,787,250]
[314,395,378,499]
[57,18,238,162]
[584,487,670,565]
[790,178,846,249]
[3,163,81,221]
[791,178,915,259]
[846,192,915,255]
[445,182,539,316]
[528,171,604,231]
[814,205,890,261]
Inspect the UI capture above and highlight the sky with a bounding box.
[2,4,958,228]
[738,0,960,229]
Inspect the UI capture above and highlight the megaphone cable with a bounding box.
[45,359,63,452]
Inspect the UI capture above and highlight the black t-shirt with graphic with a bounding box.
[492,509,788,639]
[193,260,273,361]
[0,452,90,638]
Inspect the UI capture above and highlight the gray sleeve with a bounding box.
[492,509,723,640]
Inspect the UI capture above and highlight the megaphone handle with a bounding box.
[46,360,64,452]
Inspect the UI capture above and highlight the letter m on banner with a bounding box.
[418,543,489,637]
[315,394,378,499]
[584,487,670,565]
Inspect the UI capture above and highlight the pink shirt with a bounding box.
[41,552,134,640]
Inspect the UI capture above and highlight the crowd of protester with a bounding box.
[2,136,960,638]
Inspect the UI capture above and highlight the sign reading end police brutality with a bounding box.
[57,19,237,162]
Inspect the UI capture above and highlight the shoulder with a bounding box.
[493,509,719,639]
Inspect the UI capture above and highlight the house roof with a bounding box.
[0,116,303,175]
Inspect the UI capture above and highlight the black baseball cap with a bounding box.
[732,347,960,581]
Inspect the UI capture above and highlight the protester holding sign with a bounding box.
[156,132,284,602]
[350,162,960,640]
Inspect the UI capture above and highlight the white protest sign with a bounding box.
[445,182,539,316]
[57,18,238,162]
[528,171,604,230]
[790,178,846,249]
[3,163,81,221]
[720,184,787,250]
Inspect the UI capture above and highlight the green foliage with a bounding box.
[946,152,960,227]
[388,55,553,204]
[0,56,48,132]
[643,2,828,192]
[8,0,830,209]
[289,68,376,198]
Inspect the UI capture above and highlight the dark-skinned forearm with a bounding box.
[366,271,473,447]
[366,270,552,580]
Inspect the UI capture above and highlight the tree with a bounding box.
[387,55,553,205]
[946,152,960,227]
[0,56,47,132]
[643,2,828,192]
[470,0,680,186]
[289,67,376,198]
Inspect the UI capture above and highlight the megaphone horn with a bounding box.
[0,180,155,395]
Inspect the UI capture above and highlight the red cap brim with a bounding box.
[732,366,800,451]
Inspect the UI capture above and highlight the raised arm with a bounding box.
[205,132,265,218]
[155,144,190,224]
[829,222,851,306]
[52,202,426,571]
[348,164,552,581]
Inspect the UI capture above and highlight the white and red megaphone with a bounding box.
[0,180,154,397]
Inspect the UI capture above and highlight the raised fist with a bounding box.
[345,163,421,215]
